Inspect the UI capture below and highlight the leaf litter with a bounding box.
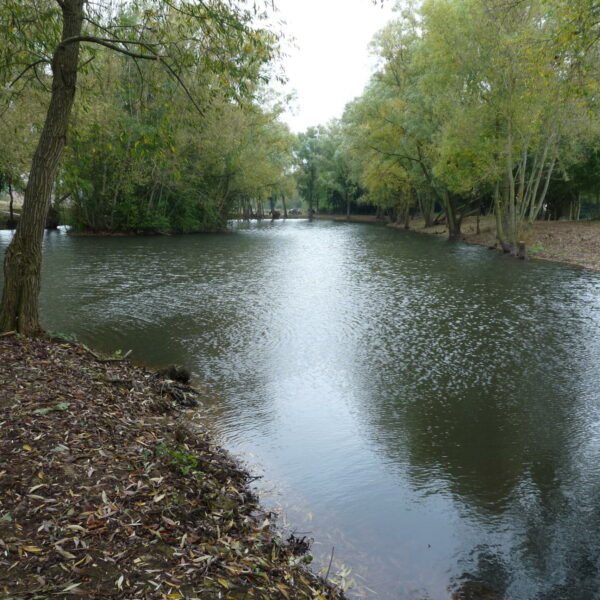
[0,335,346,600]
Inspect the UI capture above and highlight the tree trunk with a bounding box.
[418,190,435,228]
[495,180,513,253]
[502,124,520,255]
[308,175,314,221]
[443,192,462,241]
[282,195,288,219]
[0,0,84,335]
[345,189,350,221]
[7,182,16,228]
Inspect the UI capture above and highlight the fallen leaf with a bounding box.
[55,545,76,559]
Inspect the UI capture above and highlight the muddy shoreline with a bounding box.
[0,334,345,599]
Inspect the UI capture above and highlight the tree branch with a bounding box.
[59,36,165,60]
[367,144,422,165]
[160,60,205,117]
[60,33,208,117]
[9,60,49,88]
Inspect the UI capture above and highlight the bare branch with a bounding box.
[59,36,165,60]
[33,64,51,93]
[160,60,205,117]
[78,55,95,69]
[367,144,422,165]
[59,32,207,116]
[9,59,49,87]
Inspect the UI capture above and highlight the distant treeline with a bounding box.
[3,0,600,246]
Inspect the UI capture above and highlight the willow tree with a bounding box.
[308,120,359,219]
[343,16,480,239]
[419,0,597,253]
[62,47,290,234]
[0,0,277,335]
[295,127,326,218]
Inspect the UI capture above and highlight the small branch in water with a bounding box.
[325,546,335,580]
[246,475,263,483]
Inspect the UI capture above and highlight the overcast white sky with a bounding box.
[270,0,397,132]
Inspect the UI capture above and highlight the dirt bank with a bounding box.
[317,212,600,272]
[0,334,344,600]
[394,216,600,272]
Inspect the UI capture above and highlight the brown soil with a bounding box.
[0,334,344,600]
[390,215,600,272]
[315,212,600,271]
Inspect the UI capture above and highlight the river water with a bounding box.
[2,220,600,599]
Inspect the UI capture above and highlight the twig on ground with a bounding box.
[86,347,132,362]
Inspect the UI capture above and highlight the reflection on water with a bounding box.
[2,221,600,599]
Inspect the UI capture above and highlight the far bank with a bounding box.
[314,213,600,272]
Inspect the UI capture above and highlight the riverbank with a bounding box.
[0,334,344,600]
[315,212,600,272]
[395,215,600,272]
[314,214,381,224]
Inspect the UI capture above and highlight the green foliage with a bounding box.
[156,442,203,478]
[528,243,547,254]
[0,0,292,235]
[334,0,600,240]
[295,126,325,212]
[60,46,294,233]
[3,0,600,242]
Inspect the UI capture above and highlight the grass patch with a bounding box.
[528,243,547,254]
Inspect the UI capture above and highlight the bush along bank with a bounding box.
[0,334,345,600]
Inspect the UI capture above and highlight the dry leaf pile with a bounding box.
[0,336,345,600]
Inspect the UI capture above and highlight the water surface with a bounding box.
[2,220,600,599]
